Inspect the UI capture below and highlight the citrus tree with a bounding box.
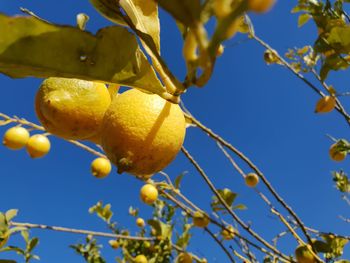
[0,0,349,262]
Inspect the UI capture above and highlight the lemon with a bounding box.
[2,126,30,150]
[329,143,347,162]
[136,217,145,228]
[248,0,276,13]
[26,134,51,158]
[135,255,148,263]
[295,245,316,263]
[35,78,111,140]
[245,173,259,187]
[140,184,158,205]
[177,252,193,263]
[108,239,119,249]
[91,157,112,178]
[193,211,210,228]
[221,225,236,240]
[101,88,186,176]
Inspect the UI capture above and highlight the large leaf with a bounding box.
[120,0,161,52]
[90,0,161,53]
[0,13,165,95]
[156,0,201,26]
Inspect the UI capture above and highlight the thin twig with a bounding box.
[185,114,314,248]
[10,222,155,241]
[253,34,350,127]
[204,227,236,263]
[181,146,292,261]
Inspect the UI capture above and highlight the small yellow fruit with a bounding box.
[221,225,236,240]
[329,143,347,162]
[140,184,158,205]
[108,239,119,249]
[35,77,111,140]
[3,126,30,150]
[177,252,193,263]
[315,96,336,113]
[216,44,225,57]
[135,255,148,263]
[213,0,231,18]
[295,245,316,263]
[26,134,51,158]
[245,173,259,187]
[101,88,186,177]
[91,157,112,178]
[248,0,276,13]
[136,217,145,228]
[193,211,210,228]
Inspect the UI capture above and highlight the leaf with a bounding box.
[147,219,172,240]
[0,13,165,96]
[321,234,349,260]
[0,120,12,126]
[232,204,247,210]
[28,238,39,253]
[89,202,113,223]
[90,0,161,53]
[332,171,350,193]
[156,0,201,26]
[5,210,18,222]
[119,0,161,52]
[174,172,187,189]
[89,0,127,26]
[21,231,29,243]
[298,13,311,27]
[211,188,242,213]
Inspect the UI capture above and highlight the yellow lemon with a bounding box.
[101,88,186,176]
[248,0,276,13]
[35,78,111,140]
[135,255,148,263]
[193,211,210,228]
[245,173,259,187]
[295,245,316,263]
[221,225,236,240]
[2,126,30,150]
[26,134,51,158]
[329,143,347,162]
[140,184,158,205]
[108,239,119,249]
[91,157,112,178]
[136,217,145,228]
[177,252,193,263]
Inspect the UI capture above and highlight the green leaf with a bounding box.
[90,0,161,52]
[4,210,18,222]
[27,238,39,253]
[89,202,113,223]
[211,188,238,212]
[174,172,187,189]
[298,13,311,27]
[148,219,172,239]
[156,0,201,26]
[0,13,165,96]
[332,171,350,193]
[321,234,349,260]
[90,0,127,26]
[119,0,161,53]
[21,231,29,243]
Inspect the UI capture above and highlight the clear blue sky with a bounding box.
[0,1,349,262]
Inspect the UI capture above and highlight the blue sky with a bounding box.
[0,1,349,262]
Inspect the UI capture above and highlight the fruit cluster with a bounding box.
[34,78,186,178]
[3,126,50,158]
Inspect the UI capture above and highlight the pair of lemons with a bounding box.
[35,78,186,177]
